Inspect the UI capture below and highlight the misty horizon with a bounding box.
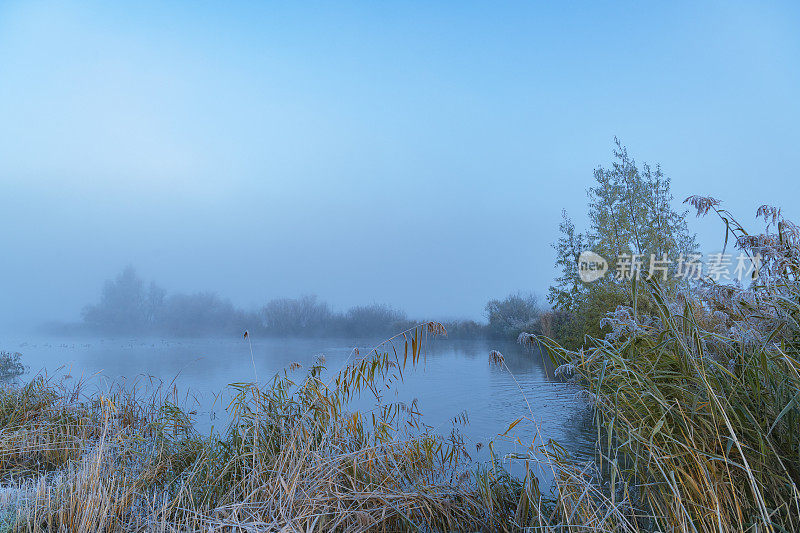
[2,3,799,530]
[3,2,800,334]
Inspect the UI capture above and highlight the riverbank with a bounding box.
[0,324,627,532]
[5,249,799,532]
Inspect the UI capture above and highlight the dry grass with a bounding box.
[534,199,800,532]
[21,194,800,530]
[0,323,635,532]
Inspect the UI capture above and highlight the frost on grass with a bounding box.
[554,363,575,381]
[0,352,26,382]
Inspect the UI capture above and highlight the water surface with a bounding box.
[4,334,595,478]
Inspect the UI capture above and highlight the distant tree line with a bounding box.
[71,266,544,339]
[79,267,252,336]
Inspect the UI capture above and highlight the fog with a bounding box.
[2,1,800,334]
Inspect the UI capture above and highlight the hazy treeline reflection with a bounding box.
[48,267,541,339]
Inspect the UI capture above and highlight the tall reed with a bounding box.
[533,198,800,532]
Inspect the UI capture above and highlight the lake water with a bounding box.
[3,334,595,478]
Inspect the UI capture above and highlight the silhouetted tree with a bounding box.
[144,281,166,326]
[260,295,332,336]
[158,292,244,336]
[343,304,410,338]
[82,266,153,333]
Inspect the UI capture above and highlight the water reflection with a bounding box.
[4,334,596,476]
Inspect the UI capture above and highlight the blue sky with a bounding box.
[2,1,800,327]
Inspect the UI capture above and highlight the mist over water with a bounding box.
[6,333,594,475]
[3,2,800,334]
[2,5,800,522]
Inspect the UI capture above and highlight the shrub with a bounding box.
[0,352,26,382]
[342,303,412,338]
[260,295,333,336]
[484,293,541,339]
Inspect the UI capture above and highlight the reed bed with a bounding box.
[0,323,635,532]
[11,197,793,531]
[8,250,796,530]
[533,199,800,532]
